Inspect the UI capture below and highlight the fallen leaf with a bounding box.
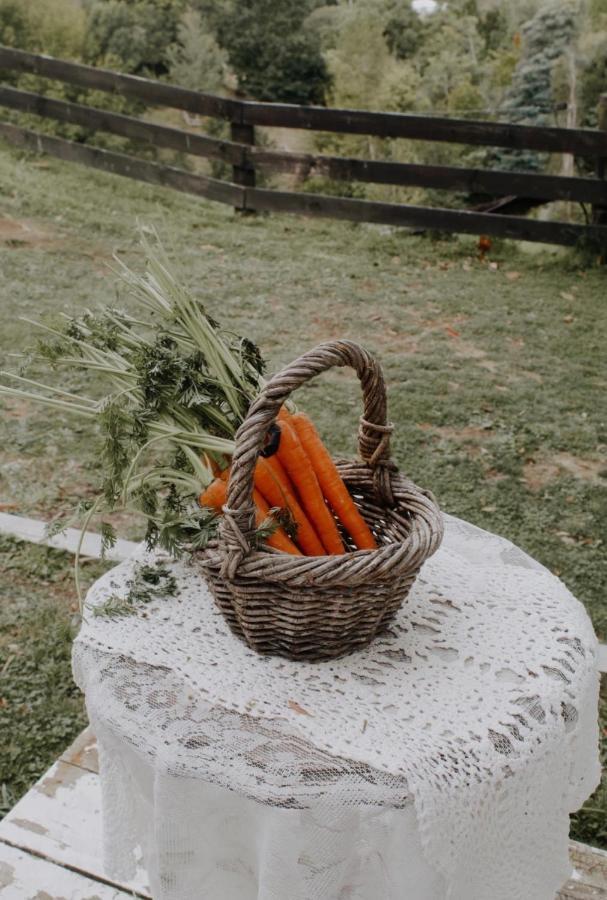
[555,530,577,546]
[445,326,460,338]
[288,700,313,717]
[481,505,497,512]
[488,262,499,271]
[563,315,574,324]
[560,292,575,302]
[506,271,521,281]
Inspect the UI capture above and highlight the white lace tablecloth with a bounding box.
[72,514,601,900]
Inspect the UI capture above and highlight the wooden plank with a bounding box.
[0,121,244,208]
[0,84,245,164]
[0,512,137,562]
[60,727,99,774]
[230,121,256,214]
[250,148,607,205]
[1,46,606,155]
[245,186,607,247]
[242,102,607,158]
[0,45,240,121]
[592,94,607,226]
[0,756,150,897]
[558,841,607,898]
[1,83,599,203]
[0,842,137,899]
[2,728,605,898]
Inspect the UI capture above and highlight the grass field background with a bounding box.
[0,143,605,845]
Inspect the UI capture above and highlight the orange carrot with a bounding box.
[216,459,325,556]
[290,412,377,551]
[198,477,227,511]
[255,456,326,556]
[253,489,302,555]
[276,420,345,555]
[198,478,301,556]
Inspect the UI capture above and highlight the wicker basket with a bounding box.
[199,340,443,661]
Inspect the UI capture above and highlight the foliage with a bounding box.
[579,32,607,127]
[84,0,186,75]
[382,0,425,60]
[214,0,330,104]
[0,536,109,817]
[488,1,578,171]
[0,232,268,563]
[0,0,85,58]
[92,562,178,617]
[166,7,229,94]
[315,8,420,184]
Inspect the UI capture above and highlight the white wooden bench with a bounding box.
[0,514,605,898]
[0,728,605,898]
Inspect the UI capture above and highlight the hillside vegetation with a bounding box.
[1,0,607,208]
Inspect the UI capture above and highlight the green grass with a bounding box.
[0,536,109,815]
[0,143,605,843]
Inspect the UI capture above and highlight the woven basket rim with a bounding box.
[200,461,443,588]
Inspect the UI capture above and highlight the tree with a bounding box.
[166,8,229,93]
[382,0,425,59]
[214,0,330,104]
[84,0,186,75]
[0,0,85,58]
[489,1,577,171]
[315,9,421,197]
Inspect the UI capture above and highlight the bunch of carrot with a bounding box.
[198,409,377,556]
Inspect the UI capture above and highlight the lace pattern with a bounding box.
[72,514,600,900]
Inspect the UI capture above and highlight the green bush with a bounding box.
[84,0,186,75]
[215,0,330,104]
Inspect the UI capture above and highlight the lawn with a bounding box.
[0,142,605,845]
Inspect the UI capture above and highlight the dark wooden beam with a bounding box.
[0,45,241,121]
[249,148,607,205]
[0,121,244,207]
[245,187,607,247]
[0,85,245,164]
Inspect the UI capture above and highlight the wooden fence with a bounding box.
[0,45,606,247]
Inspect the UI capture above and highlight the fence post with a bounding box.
[592,94,607,225]
[230,120,256,214]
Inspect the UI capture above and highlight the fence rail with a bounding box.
[1,45,606,248]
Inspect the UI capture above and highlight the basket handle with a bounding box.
[220,340,396,578]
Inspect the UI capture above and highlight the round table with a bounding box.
[73,514,600,900]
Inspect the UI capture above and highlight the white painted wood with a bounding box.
[0,729,605,899]
[597,643,607,676]
[0,512,137,561]
[0,841,136,899]
[0,751,150,897]
[559,840,607,898]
